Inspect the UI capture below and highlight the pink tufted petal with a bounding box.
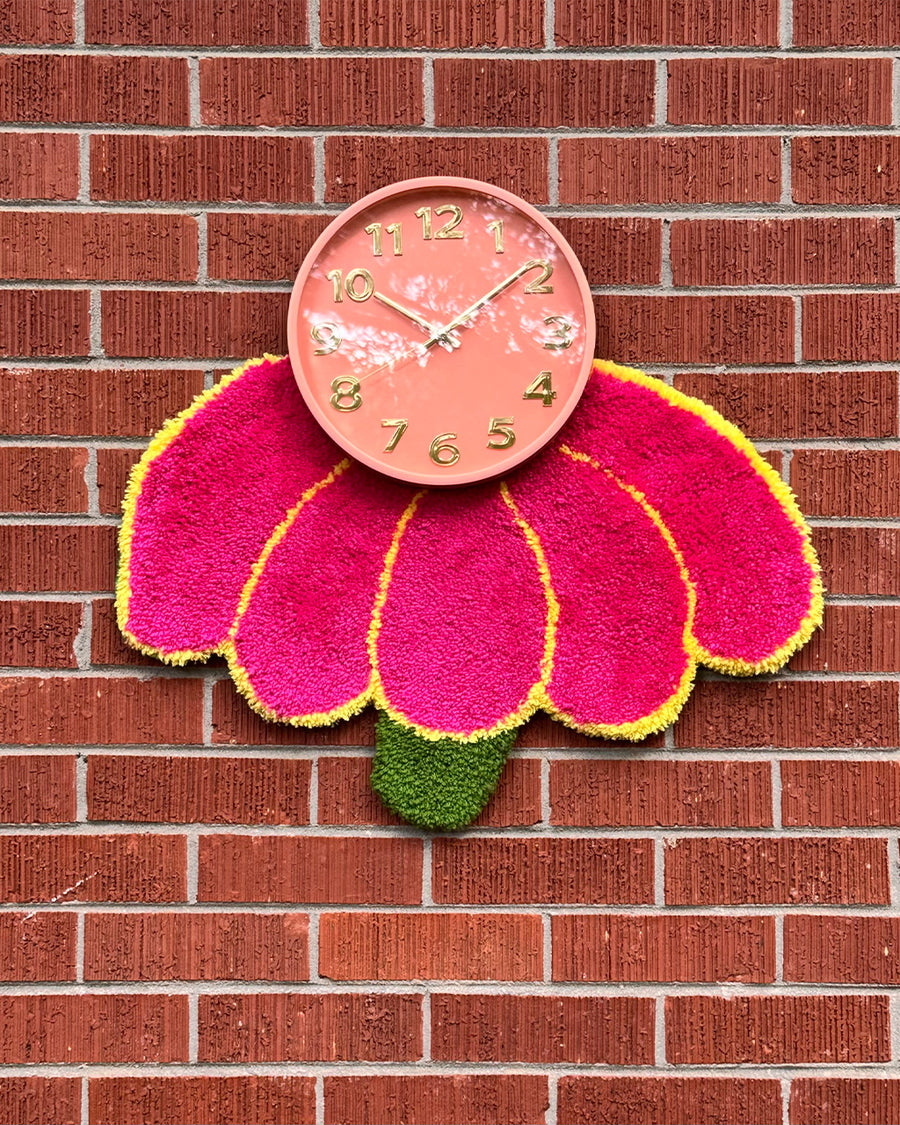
[228,463,414,723]
[507,449,695,736]
[119,356,344,660]
[560,361,821,672]
[374,485,550,738]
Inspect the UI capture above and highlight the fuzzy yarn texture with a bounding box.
[117,355,822,829]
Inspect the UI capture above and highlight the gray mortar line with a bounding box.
[422,57,434,128]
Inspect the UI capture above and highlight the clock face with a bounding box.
[287,176,596,486]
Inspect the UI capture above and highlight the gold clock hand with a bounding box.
[373,291,440,335]
[357,336,441,385]
[424,259,548,347]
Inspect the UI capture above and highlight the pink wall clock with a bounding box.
[287,176,596,486]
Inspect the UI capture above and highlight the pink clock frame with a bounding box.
[287,176,596,487]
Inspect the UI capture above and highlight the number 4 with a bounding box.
[523,371,557,407]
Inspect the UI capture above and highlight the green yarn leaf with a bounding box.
[371,712,516,831]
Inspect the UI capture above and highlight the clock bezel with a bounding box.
[286,175,597,487]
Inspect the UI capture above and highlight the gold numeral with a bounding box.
[330,376,362,412]
[326,269,374,302]
[435,204,464,239]
[385,222,402,255]
[524,260,554,294]
[429,431,460,466]
[326,268,343,302]
[487,416,515,449]
[365,222,402,256]
[311,322,342,355]
[523,371,556,407]
[487,219,504,254]
[381,418,408,452]
[415,206,432,239]
[542,315,574,350]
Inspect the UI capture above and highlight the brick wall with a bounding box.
[0,2,898,1123]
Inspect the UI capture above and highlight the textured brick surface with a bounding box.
[556,0,777,44]
[0,289,89,356]
[0,754,75,822]
[212,680,376,746]
[782,760,900,826]
[325,1076,548,1125]
[86,0,309,44]
[794,450,900,516]
[90,598,158,666]
[84,912,309,981]
[199,835,422,904]
[550,759,772,827]
[794,136,900,203]
[665,837,890,905]
[433,838,654,903]
[200,993,422,1061]
[320,912,542,980]
[434,59,654,127]
[553,217,661,286]
[96,447,141,515]
[553,914,775,982]
[814,526,900,595]
[785,915,900,984]
[666,995,890,1064]
[559,137,780,204]
[88,755,311,824]
[0,602,81,668]
[0,912,77,980]
[669,58,892,125]
[0,132,79,199]
[319,0,544,46]
[0,1078,80,1125]
[557,1077,782,1125]
[790,1079,900,1125]
[90,1076,316,1125]
[207,213,331,281]
[789,605,900,672]
[0,446,87,512]
[0,525,115,591]
[805,292,900,362]
[0,0,73,43]
[794,0,900,45]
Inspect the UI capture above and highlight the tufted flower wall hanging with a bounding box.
[117,353,822,829]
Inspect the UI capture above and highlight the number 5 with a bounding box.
[487,417,516,450]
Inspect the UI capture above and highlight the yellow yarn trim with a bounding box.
[116,353,283,665]
[587,359,824,675]
[368,485,558,743]
[222,459,374,728]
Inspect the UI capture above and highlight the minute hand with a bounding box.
[424,259,548,347]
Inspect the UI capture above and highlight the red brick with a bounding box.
[87,0,308,44]
[96,446,140,515]
[556,0,776,45]
[0,211,198,283]
[553,914,774,983]
[212,680,375,746]
[785,915,900,985]
[325,1076,547,1125]
[320,912,542,981]
[559,136,780,204]
[795,450,900,516]
[434,59,654,128]
[665,837,889,905]
[805,293,900,363]
[675,680,898,748]
[0,676,203,745]
[669,58,892,125]
[91,1076,315,1125]
[202,57,422,127]
[794,136,900,204]
[0,833,186,902]
[0,602,81,668]
[198,835,422,904]
[433,838,653,904]
[515,711,663,749]
[0,1078,80,1125]
[0,912,76,980]
[0,446,87,512]
[91,134,314,203]
[200,992,421,1061]
[673,369,898,439]
[0,288,88,356]
[558,1077,782,1125]
[432,993,653,1064]
[89,755,311,824]
[794,0,900,45]
[0,994,187,1063]
[320,0,543,46]
[671,217,893,286]
[553,217,661,286]
[0,0,73,43]
[791,1079,900,1125]
[208,212,331,281]
[0,132,79,199]
[85,911,308,981]
[789,605,900,672]
[0,754,75,821]
[326,136,548,204]
[815,526,900,596]
[595,294,793,365]
[1,367,205,437]
[317,755,541,828]
[667,994,889,1064]
[783,760,900,826]
[90,597,162,666]
[102,290,290,358]
[0,524,116,590]
[551,759,771,827]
